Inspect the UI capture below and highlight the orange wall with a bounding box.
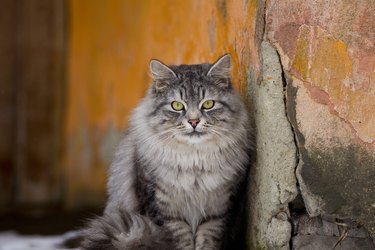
[66,0,262,208]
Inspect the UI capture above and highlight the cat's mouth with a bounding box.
[186,131,206,137]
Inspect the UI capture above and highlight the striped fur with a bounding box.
[82,55,251,250]
[81,209,173,250]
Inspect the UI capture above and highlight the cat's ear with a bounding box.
[207,54,231,79]
[150,59,177,90]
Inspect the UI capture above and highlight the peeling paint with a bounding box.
[286,76,375,238]
[268,0,375,144]
[291,25,311,80]
[290,25,375,144]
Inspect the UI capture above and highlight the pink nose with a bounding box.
[188,119,200,128]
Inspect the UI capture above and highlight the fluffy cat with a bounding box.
[81,54,251,250]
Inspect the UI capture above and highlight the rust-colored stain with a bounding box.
[65,0,261,208]
[291,25,310,81]
[290,25,375,144]
[268,1,375,145]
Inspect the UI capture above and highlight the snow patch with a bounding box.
[0,230,80,250]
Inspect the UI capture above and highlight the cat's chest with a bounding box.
[147,148,239,231]
[146,145,240,190]
[152,152,231,190]
[153,159,236,214]
[146,144,227,171]
[154,167,232,230]
[168,168,225,191]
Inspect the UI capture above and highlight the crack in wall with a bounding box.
[268,44,375,250]
[247,2,303,248]
[259,1,375,248]
[272,45,302,250]
[247,40,299,249]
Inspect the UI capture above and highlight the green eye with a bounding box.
[171,101,184,111]
[202,100,215,109]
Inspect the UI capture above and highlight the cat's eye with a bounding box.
[202,100,215,109]
[171,101,185,111]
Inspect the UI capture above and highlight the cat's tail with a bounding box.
[81,209,173,250]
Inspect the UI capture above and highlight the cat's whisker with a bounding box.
[209,129,238,146]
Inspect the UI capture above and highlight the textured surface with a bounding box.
[247,41,297,249]
[267,0,375,238]
[292,235,375,250]
[292,214,375,249]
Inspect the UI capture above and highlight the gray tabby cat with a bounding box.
[82,54,251,250]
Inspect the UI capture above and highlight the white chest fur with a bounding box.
[142,142,241,233]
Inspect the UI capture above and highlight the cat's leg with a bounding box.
[195,218,225,250]
[164,220,194,250]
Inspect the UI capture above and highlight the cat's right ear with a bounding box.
[150,59,177,90]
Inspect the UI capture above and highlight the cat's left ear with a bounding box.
[207,54,231,80]
[150,59,177,90]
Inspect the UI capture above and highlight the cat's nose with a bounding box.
[188,119,200,129]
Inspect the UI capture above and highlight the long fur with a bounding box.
[81,209,173,250]
[82,56,251,250]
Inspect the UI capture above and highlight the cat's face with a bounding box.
[146,55,246,145]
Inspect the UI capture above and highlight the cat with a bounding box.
[81,54,251,250]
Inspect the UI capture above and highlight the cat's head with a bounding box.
[145,54,248,145]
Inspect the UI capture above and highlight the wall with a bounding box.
[0,0,17,212]
[0,0,66,214]
[266,1,375,248]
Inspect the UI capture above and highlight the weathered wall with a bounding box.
[266,0,375,247]
[247,41,297,249]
